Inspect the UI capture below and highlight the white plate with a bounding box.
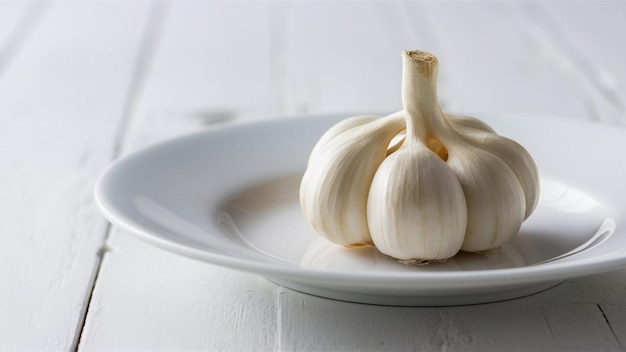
[95,113,626,306]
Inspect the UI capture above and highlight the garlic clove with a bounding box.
[300,113,404,246]
[449,126,540,219]
[446,145,526,252]
[367,140,467,261]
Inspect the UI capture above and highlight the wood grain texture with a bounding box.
[418,2,590,120]
[118,1,275,154]
[73,1,626,351]
[0,1,150,349]
[79,235,279,351]
[79,3,281,349]
[277,274,626,351]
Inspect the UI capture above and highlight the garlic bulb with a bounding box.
[299,50,539,261]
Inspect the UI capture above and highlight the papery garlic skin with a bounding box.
[300,49,539,261]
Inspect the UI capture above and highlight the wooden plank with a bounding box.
[0,1,151,350]
[551,271,626,350]
[79,235,279,350]
[418,1,596,120]
[260,2,442,115]
[277,273,625,351]
[419,1,626,125]
[266,1,413,115]
[539,302,622,351]
[538,1,626,125]
[79,2,281,350]
[117,1,276,154]
[108,1,444,126]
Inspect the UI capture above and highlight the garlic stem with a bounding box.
[401,50,444,141]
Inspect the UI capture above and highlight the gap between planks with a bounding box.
[596,304,624,351]
[71,2,171,351]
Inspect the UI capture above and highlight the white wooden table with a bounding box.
[2,1,626,350]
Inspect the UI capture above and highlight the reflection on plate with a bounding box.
[95,113,626,306]
[221,175,615,272]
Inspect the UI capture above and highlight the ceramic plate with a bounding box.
[95,113,626,306]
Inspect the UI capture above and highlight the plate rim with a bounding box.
[94,113,626,291]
